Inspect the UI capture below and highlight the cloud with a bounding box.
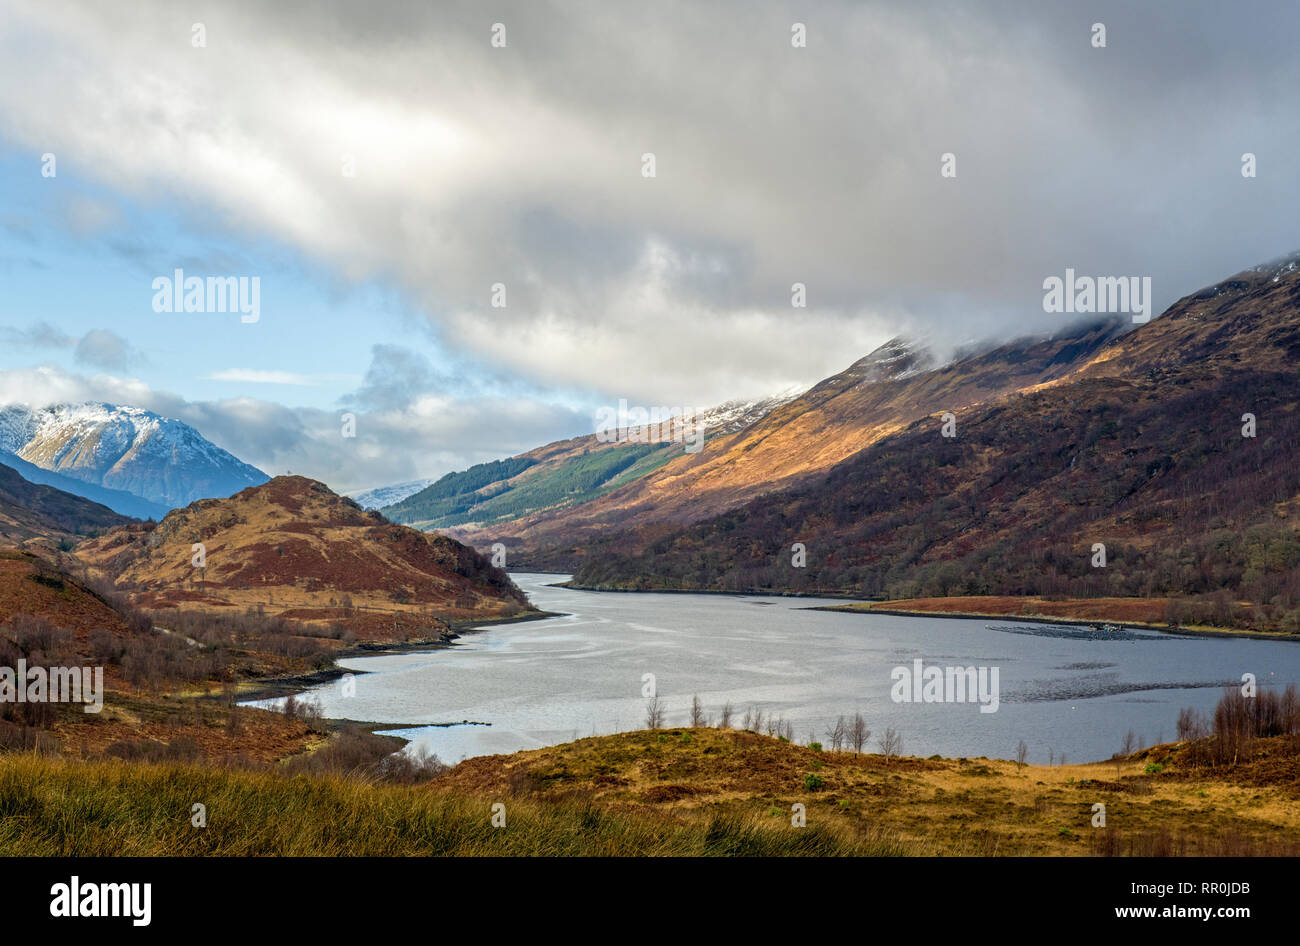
[342,345,468,412]
[0,361,586,493]
[1,0,1298,407]
[74,328,139,370]
[206,369,362,386]
[0,322,75,350]
[1,322,141,371]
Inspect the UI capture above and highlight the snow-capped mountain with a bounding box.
[349,479,436,510]
[0,402,268,513]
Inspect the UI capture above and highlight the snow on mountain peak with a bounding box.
[0,401,268,510]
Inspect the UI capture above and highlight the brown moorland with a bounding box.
[76,475,533,635]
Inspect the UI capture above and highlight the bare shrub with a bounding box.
[717,702,733,729]
[826,715,847,752]
[645,696,664,729]
[851,714,870,756]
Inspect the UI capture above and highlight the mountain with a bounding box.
[0,402,268,513]
[350,479,436,510]
[0,448,166,521]
[425,318,1127,565]
[380,389,804,534]
[569,253,1300,633]
[76,475,532,629]
[0,461,135,549]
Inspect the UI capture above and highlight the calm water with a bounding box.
[248,573,1300,765]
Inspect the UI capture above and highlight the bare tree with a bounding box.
[1015,739,1029,773]
[645,696,664,729]
[741,707,752,731]
[851,713,870,756]
[689,694,704,727]
[750,707,764,734]
[1121,730,1137,758]
[718,702,733,729]
[826,715,848,752]
[878,727,902,763]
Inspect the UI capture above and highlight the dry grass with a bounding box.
[0,750,904,856]
[5,727,1299,856]
[437,728,1300,856]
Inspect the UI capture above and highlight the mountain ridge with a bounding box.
[0,401,268,513]
[565,254,1300,633]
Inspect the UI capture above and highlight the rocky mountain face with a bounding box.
[0,402,268,514]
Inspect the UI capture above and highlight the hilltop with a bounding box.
[76,475,533,634]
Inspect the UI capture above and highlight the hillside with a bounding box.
[0,461,135,549]
[0,402,268,512]
[420,321,1126,565]
[0,449,166,520]
[0,549,140,639]
[382,393,800,533]
[570,255,1300,633]
[76,475,533,631]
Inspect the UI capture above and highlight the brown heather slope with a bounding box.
[571,254,1300,633]
[76,475,532,629]
[0,461,134,550]
[0,549,138,640]
[448,320,1126,565]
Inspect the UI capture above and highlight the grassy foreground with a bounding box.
[3,727,1298,856]
[0,749,902,856]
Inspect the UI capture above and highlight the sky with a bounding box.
[0,0,1298,492]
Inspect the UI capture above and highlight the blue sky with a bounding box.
[1,151,443,412]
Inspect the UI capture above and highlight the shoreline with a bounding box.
[535,576,1295,643]
[811,603,1298,643]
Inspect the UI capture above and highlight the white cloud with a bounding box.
[206,369,361,386]
[0,362,584,494]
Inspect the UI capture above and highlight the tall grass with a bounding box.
[0,753,907,856]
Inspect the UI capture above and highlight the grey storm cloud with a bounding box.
[343,345,467,412]
[1,1,1298,410]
